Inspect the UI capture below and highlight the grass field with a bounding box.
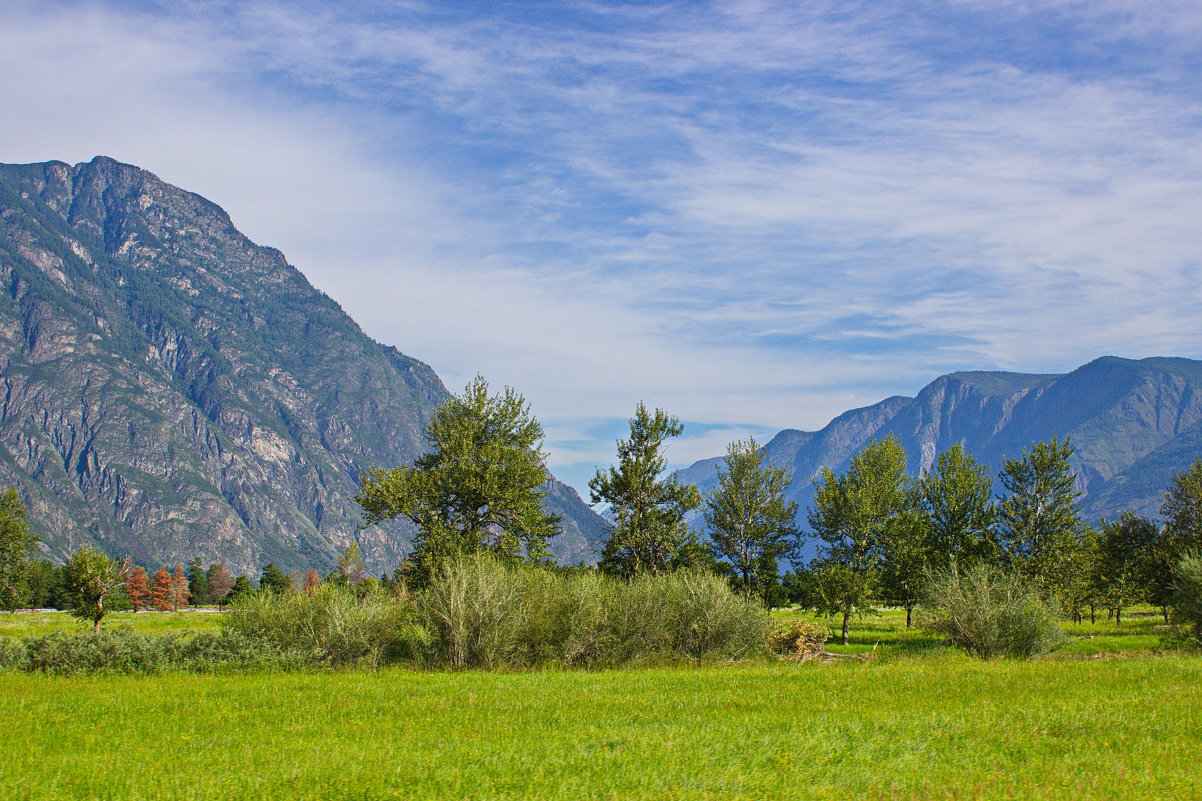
[1,606,1198,800]
[0,610,223,638]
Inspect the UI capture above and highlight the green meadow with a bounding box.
[2,608,1199,801]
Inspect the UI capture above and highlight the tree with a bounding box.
[1094,512,1159,626]
[187,557,210,606]
[996,437,1086,597]
[207,563,235,607]
[355,376,559,583]
[63,548,127,631]
[302,568,322,594]
[227,575,255,602]
[336,543,367,586]
[918,444,997,569]
[171,564,190,610]
[879,506,927,628]
[0,488,37,610]
[808,436,912,644]
[259,563,292,593]
[150,566,174,611]
[125,566,150,612]
[591,403,702,576]
[704,438,799,602]
[1163,458,1202,555]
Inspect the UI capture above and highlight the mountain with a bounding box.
[0,157,605,574]
[677,357,1202,550]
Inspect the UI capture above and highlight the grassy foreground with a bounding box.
[0,610,222,638]
[3,655,1200,801]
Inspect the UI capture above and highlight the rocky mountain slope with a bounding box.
[0,157,604,574]
[678,357,1202,538]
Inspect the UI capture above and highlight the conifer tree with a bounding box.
[171,564,190,610]
[206,563,235,607]
[259,563,292,593]
[125,566,150,612]
[151,566,174,611]
[592,403,702,576]
[186,557,210,606]
[302,568,322,594]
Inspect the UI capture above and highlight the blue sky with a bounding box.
[2,0,1201,495]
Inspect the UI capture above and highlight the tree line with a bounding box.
[1,375,1200,644]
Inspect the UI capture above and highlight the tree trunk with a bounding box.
[1089,604,1095,625]
[1116,605,1122,627]
[905,605,912,629]
[841,609,850,645]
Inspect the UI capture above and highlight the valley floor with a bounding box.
[1,607,1199,800]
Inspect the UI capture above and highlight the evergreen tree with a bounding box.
[186,557,210,606]
[355,376,559,584]
[0,488,37,610]
[227,575,255,602]
[206,563,235,607]
[591,403,702,576]
[918,444,997,568]
[63,548,127,631]
[259,563,292,593]
[996,437,1086,597]
[125,566,150,612]
[151,566,174,611]
[808,436,911,644]
[703,438,799,602]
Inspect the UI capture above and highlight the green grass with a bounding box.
[0,610,223,638]
[2,657,1200,800]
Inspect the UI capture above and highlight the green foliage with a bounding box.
[918,443,997,567]
[591,404,702,576]
[1169,553,1202,644]
[997,437,1087,596]
[923,563,1065,659]
[224,584,422,668]
[703,438,799,603]
[0,629,317,675]
[227,575,255,602]
[808,436,912,643]
[1162,458,1202,554]
[62,548,127,631]
[0,488,37,610]
[258,563,292,593]
[186,557,210,605]
[417,554,768,669]
[1094,512,1160,625]
[355,376,559,583]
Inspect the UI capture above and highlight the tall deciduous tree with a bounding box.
[63,548,127,631]
[919,444,997,568]
[355,376,559,583]
[1162,457,1202,555]
[591,403,702,576]
[996,437,1086,597]
[0,488,36,610]
[704,438,799,602]
[808,436,912,644]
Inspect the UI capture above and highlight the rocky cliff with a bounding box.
[0,157,604,574]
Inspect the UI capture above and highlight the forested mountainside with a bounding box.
[679,356,1202,531]
[0,157,604,573]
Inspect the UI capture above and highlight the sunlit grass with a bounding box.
[0,610,223,638]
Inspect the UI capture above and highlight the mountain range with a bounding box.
[678,356,1202,553]
[0,157,605,575]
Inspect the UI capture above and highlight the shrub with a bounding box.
[923,563,1065,659]
[223,583,423,668]
[1170,554,1202,644]
[768,620,830,659]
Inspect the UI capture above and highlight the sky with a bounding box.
[2,0,1201,496]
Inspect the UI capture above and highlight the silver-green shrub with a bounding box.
[923,563,1065,659]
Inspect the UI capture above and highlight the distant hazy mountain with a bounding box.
[677,357,1202,545]
[0,157,604,574]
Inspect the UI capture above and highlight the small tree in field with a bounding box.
[63,548,127,631]
[1095,512,1159,626]
[303,568,322,594]
[151,566,173,611]
[171,564,190,610]
[125,566,150,612]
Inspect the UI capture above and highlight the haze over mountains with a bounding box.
[678,356,1202,554]
[0,157,604,574]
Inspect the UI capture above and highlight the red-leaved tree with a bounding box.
[125,566,150,612]
[170,564,190,610]
[151,566,173,611]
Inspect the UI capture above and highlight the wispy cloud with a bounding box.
[2,0,1200,495]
